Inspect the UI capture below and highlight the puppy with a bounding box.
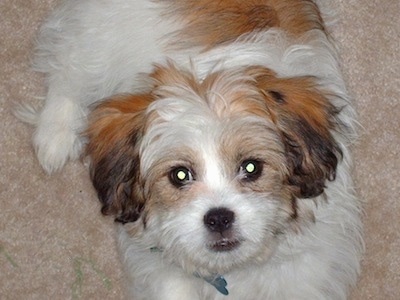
[22,0,363,299]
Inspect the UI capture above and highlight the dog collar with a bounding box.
[150,247,229,296]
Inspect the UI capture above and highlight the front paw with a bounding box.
[34,122,84,173]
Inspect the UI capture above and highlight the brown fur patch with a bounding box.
[86,94,153,161]
[248,67,342,198]
[164,0,324,48]
[85,94,154,223]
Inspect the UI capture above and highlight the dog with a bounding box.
[20,0,363,299]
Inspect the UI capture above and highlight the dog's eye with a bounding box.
[239,160,263,181]
[169,167,194,187]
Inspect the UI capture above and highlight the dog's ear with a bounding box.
[85,94,153,223]
[252,68,342,199]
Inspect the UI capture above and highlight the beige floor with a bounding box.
[1,0,399,299]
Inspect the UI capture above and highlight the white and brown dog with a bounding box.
[21,0,363,299]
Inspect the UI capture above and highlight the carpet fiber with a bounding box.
[1,0,399,299]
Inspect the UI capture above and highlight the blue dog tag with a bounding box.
[194,272,229,296]
[205,274,229,296]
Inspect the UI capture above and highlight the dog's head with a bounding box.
[85,62,341,273]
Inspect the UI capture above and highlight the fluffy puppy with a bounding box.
[21,0,363,299]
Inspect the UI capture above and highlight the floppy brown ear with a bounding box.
[253,68,342,198]
[85,94,153,223]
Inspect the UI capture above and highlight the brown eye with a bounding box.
[169,167,194,188]
[239,160,263,181]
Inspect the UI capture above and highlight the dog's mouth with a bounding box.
[207,238,241,252]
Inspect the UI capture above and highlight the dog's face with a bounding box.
[86,63,341,274]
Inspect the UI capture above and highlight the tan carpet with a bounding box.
[1,0,399,299]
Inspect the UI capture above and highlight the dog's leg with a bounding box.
[33,81,87,173]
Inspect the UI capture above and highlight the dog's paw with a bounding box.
[34,123,84,173]
[32,98,87,173]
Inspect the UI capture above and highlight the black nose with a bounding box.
[204,207,235,233]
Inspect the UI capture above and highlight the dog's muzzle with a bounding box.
[204,207,241,252]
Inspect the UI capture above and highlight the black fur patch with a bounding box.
[90,135,145,224]
[283,116,342,199]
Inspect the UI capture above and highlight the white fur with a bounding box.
[21,0,363,299]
